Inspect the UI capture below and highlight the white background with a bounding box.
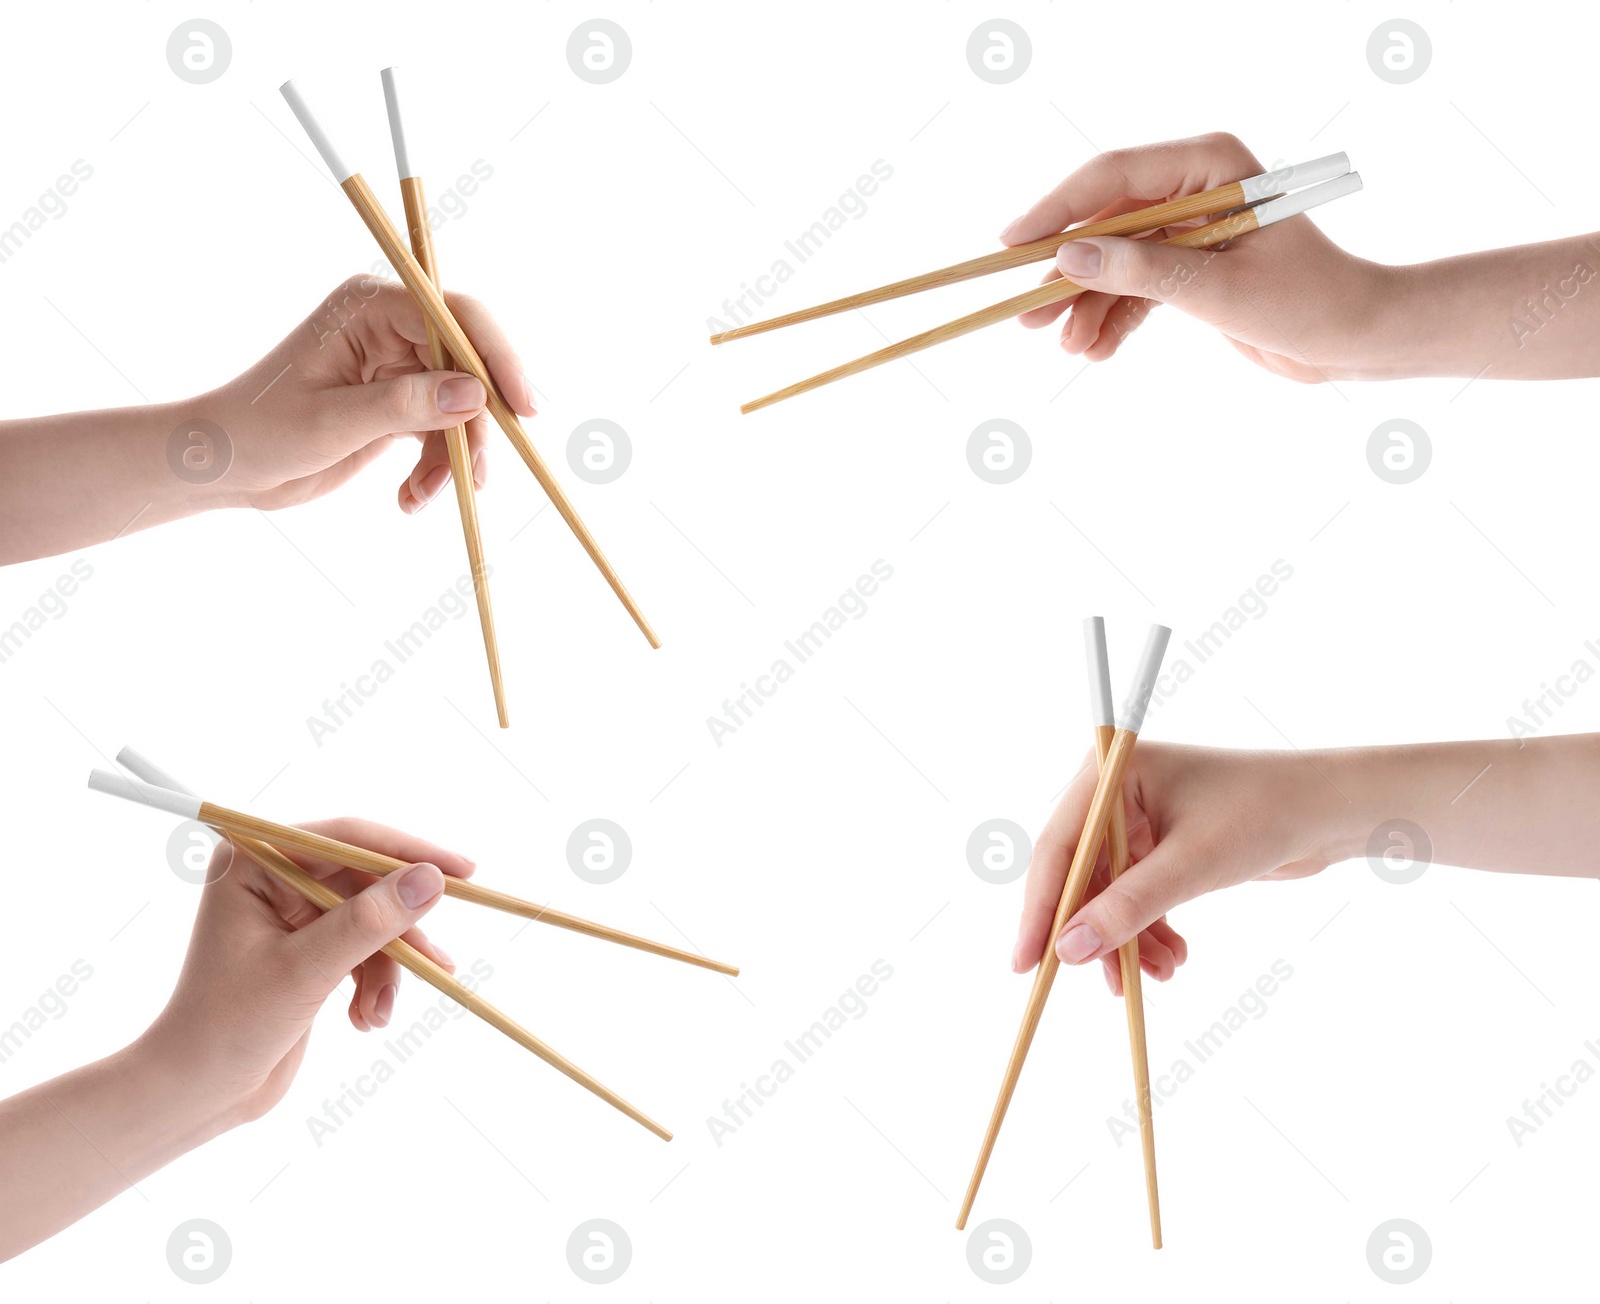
[2,1,1596,1299]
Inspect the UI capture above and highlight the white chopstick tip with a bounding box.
[279,78,354,182]
[1083,617,1114,728]
[115,746,193,798]
[1239,151,1352,204]
[88,768,203,820]
[379,66,417,180]
[1116,624,1172,734]
[1253,172,1362,228]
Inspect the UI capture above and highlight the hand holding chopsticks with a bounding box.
[956,622,1170,1233]
[89,751,742,1138]
[714,151,1361,411]
[280,78,659,652]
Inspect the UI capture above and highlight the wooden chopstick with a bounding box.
[740,171,1362,413]
[112,749,669,1139]
[710,182,1247,345]
[384,69,508,727]
[710,153,1350,344]
[88,771,739,976]
[280,80,659,650]
[1094,720,1162,1248]
[956,625,1170,1232]
[1084,617,1161,1247]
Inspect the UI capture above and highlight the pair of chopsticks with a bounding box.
[712,153,1361,411]
[89,750,740,1140]
[956,621,1171,1241]
[280,72,661,728]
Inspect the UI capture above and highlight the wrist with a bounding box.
[125,1023,254,1142]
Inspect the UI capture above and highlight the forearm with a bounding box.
[0,1036,238,1261]
[1316,733,1600,876]
[0,399,229,564]
[1373,234,1600,380]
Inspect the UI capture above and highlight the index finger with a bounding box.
[376,279,540,417]
[291,816,477,882]
[1002,132,1264,246]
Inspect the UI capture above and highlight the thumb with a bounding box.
[290,863,446,996]
[1053,842,1193,967]
[1054,235,1238,320]
[328,371,488,444]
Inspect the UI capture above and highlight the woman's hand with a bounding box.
[0,275,539,564]
[135,817,474,1124]
[1000,132,1394,382]
[209,274,538,515]
[1013,743,1345,993]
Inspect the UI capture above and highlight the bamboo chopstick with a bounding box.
[280,80,660,650]
[1086,618,1161,1249]
[87,771,739,977]
[956,624,1170,1232]
[709,154,1348,344]
[382,68,508,727]
[739,170,1362,414]
[112,748,668,1139]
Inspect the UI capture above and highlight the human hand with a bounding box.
[1000,133,1394,382]
[1013,743,1345,993]
[134,818,475,1126]
[205,275,539,515]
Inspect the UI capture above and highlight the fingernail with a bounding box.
[414,463,450,507]
[375,983,396,1027]
[1057,240,1102,279]
[1104,964,1118,994]
[438,376,487,413]
[1010,939,1025,973]
[998,216,1025,242]
[434,946,455,970]
[520,372,539,413]
[472,448,486,489]
[1056,923,1102,964]
[397,862,444,909]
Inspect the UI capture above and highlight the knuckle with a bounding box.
[386,371,430,422]
[345,887,397,940]
[1093,881,1146,938]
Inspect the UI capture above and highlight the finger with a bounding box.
[1054,841,1201,967]
[999,132,1264,246]
[1061,291,1120,354]
[400,427,456,514]
[443,289,538,416]
[293,818,476,882]
[1145,916,1188,966]
[1082,296,1156,362]
[355,950,402,1028]
[323,370,488,458]
[1016,267,1071,329]
[290,863,446,997]
[1054,235,1243,329]
[1012,753,1102,973]
[1135,930,1178,981]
